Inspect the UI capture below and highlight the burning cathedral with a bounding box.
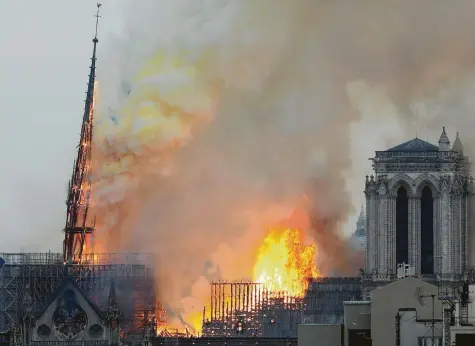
[2,4,475,346]
[198,129,475,340]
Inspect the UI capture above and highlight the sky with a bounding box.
[0,0,373,254]
[2,0,473,256]
[0,1,123,252]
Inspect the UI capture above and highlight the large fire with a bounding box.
[252,227,319,298]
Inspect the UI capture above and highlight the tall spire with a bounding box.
[357,205,365,225]
[355,205,365,237]
[63,3,102,264]
[105,279,123,344]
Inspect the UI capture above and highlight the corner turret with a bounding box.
[438,126,450,151]
[350,205,366,249]
[356,205,365,233]
[452,132,464,154]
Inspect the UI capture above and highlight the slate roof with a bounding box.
[36,276,104,320]
[386,138,439,152]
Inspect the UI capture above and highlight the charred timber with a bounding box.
[202,278,362,337]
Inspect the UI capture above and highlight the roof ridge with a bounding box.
[386,137,439,152]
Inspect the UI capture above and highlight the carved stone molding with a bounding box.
[388,173,416,197]
[414,173,440,198]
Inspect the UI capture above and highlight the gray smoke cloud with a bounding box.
[94,0,475,328]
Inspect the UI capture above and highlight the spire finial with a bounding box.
[438,126,450,150]
[94,3,102,41]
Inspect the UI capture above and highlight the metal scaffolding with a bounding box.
[201,277,361,338]
[0,252,158,335]
[151,337,297,346]
[436,268,475,345]
[303,277,362,324]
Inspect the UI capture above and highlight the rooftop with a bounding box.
[386,138,439,153]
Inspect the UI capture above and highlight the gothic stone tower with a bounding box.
[364,128,473,279]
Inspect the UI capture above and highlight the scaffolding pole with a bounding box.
[202,277,362,338]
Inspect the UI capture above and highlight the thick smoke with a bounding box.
[93,0,475,328]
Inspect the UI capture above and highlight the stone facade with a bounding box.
[13,277,123,346]
[364,128,474,280]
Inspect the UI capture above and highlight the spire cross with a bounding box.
[94,3,102,40]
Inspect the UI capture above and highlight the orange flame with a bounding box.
[252,227,318,297]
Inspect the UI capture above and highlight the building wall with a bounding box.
[399,310,442,346]
[450,284,475,344]
[450,327,475,345]
[454,285,475,325]
[297,324,342,346]
[366,171,474,277]
[31,283,106,342]
[343,301,370,346]
[370,277,441,346]
[470,198,475,267]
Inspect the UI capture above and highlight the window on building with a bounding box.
[396,186,409,265]
[420,186,434,274]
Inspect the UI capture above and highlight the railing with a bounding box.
[453,316,475,327]
[0,252,155,267]
[78,253,156,266]
[0,253,63,265]
[308,277,361,284]
[30,342,108,346]
[361,274,395,281]
[361,273,442,282]
[437,274,464,281]
[375,151,460,158]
